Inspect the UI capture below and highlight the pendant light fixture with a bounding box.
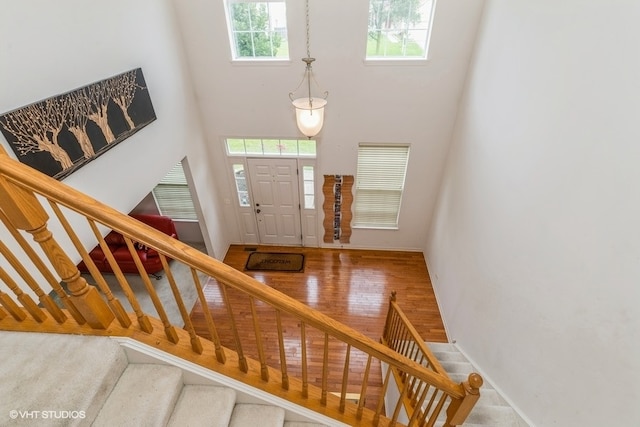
[289,0,328,138]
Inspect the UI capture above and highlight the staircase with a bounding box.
[427,343,528,427]
[0,331,334,427]
[0,145,489,426]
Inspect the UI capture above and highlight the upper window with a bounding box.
[225,138,316,157]
[225,0,289,60]
[353,144,409,229]
[367,0,435,60]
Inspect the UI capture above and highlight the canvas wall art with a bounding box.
[322,174,353,244]
[0,68,156,180]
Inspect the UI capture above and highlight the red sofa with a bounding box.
[78,214,178,278]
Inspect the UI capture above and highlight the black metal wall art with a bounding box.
[0,68,156,180]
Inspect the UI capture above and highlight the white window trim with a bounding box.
[365,0,437,61]
[224,0,289,61]
[353,143,410,229]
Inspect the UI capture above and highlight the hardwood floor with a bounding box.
[189,245,448,410]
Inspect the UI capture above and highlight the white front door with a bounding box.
[247,158,302,246]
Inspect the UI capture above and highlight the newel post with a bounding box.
[444,373,483,426]
[0,149,114,328]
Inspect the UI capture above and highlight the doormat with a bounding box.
[245,252,305,272]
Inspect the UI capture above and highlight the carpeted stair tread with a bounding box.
[424,341,527,426]
[0,331,127,426]
[229,403,285,427]
[427,342,458,352]
[465,404,520,425]
[167,385,236,427]
[439,359,475,374]
[430,350,468,363]
[476,388,508,406]
[93,364,183,427]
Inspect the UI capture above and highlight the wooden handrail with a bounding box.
[382,293,484,426]
[1,148,479,426]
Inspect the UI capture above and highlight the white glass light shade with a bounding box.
[292,97,327,138]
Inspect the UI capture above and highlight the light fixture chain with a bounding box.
[305,0,311,58]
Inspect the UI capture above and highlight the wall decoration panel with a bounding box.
[322,175,335,243]
[322,174,353,244]
[0,68,156,180]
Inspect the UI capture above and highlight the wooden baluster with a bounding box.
[356,355,372,419]
[0,266,46,322]
[192,274,225,363]
[0,289,26,321]
[321,332,329,405]
[386,310,398,348]
[389,310,402,351]
[398,329,412,381]
[409,354,427,403]
[404,341,418,385]
[49,202,129,327]
[394,314,405,352]
[0,210,84,324]
[425,392,448,427]
[404,335,416,383]
[422,384,438,425]
[160,255,203,354]
[408,340,419,361]
[0,306,6,320]
[0,174,113,328]
[123,236,178,343]
[339,344,351,412]
[301,321,308,398]
[374,360,393,426]
[220,283,247,372]
[443,373,483,427]
[69,255,131,328]
[0,239,65,323]
[275,310,289,389]
[391,377,411,425]
[249,296,269,381]
[87,219,152,332]
[399,328,412,359]
[409,379,431,426]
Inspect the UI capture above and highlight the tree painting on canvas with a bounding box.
[0,68,156,180]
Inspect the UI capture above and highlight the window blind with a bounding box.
[354,144,409,228]
[152,162,198,221]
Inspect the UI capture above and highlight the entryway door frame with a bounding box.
[227,156,318,247]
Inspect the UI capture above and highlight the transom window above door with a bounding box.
[224,0,289,60]
[225,138,316,157]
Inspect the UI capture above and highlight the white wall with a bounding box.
[0,0,229,297]
[172,0,485,250]
[426,0,640,425]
